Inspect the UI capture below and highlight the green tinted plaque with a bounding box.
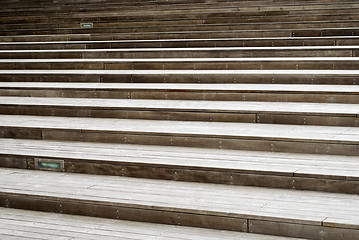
[81,23,93,28]
[38,161,61,169]
[35,158,64,172]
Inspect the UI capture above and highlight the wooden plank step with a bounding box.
[1,24,359,38]
[0,115,358,155]
[0,96,357,126]
[0,207,302,240]
[0,69,358,84]
[0,46,358,59]
[2,19,358,34]
[0,168,357,239]
[0,46,357,58]
[0,82,358,103]
[2,14,359,30]
[1,36,359,49]
[0,26,356,41]
[0,138,357,193]
[1,57,359,70]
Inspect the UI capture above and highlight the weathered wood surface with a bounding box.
[0,208,303,240]
[0,69,358,84]
[0,46,358,59]
[1,36,359,49]
[0,96,357,114]
[1,82,357,103]
[0,168,358,239]
[0,96,357,126]
[1,57,359,70]
[0,138,358,193]
[0,115,358,155]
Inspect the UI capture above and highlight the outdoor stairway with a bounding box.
[0,0,358,240]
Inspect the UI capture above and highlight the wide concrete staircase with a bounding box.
[0,0,358,239]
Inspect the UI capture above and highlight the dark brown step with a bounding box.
[0,46,357,59]
[0,69,358,84]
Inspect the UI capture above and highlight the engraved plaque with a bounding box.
[35,158,64,172]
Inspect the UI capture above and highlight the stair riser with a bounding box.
[0,49,356,59]
[1,61,358,70]
[1,25,359,37]
[0,154,357,194]
[2,38,359,50]
[1,127,358,156]
[2,27,359,41]
[0,105,357,127]
[0,193,357,240]
[2,20,359,33]
[1,88,357,103]
[0,73,357,84]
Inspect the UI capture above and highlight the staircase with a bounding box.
[0,0,358,239]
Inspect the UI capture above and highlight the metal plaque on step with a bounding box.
[35,158,64,172]
[80,23,93,28]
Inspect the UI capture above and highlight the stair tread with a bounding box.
[0,138,358,180]
[1,69,359,75]
[0,168,358,229]
[1,36,359,44]
[1,96,358,115]
[1,57,359,62]
[0,45,358,52]
[0,82,358,93]
[1,115,358,143]
[0,207,302,240]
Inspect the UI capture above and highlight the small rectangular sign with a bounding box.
[80,23,93,28]
[35,158,64,172]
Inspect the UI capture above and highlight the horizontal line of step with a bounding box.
[0,70,358,84]
[0,138,357,193]
[0,83,357,103]
[0,115,358,155]
[1,45,358,52]
[0,207,300,240]
[1,69,358,74]
[0,97,357,126]
[1,57,358,70]
[0,168,357,239]
[0,46,356,58]
[2,36,359,45]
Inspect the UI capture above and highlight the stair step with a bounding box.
[0,97,358,126]
[0,69,358,84]
[1,36,359,49]
[0,168,357,239]
[0,46,357,58]
[0,115,358,155]
[0,138,357,193]
[0,82,358,103]
[0,207,302,240]
[1,57,359,70]
[1,26,359,41]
